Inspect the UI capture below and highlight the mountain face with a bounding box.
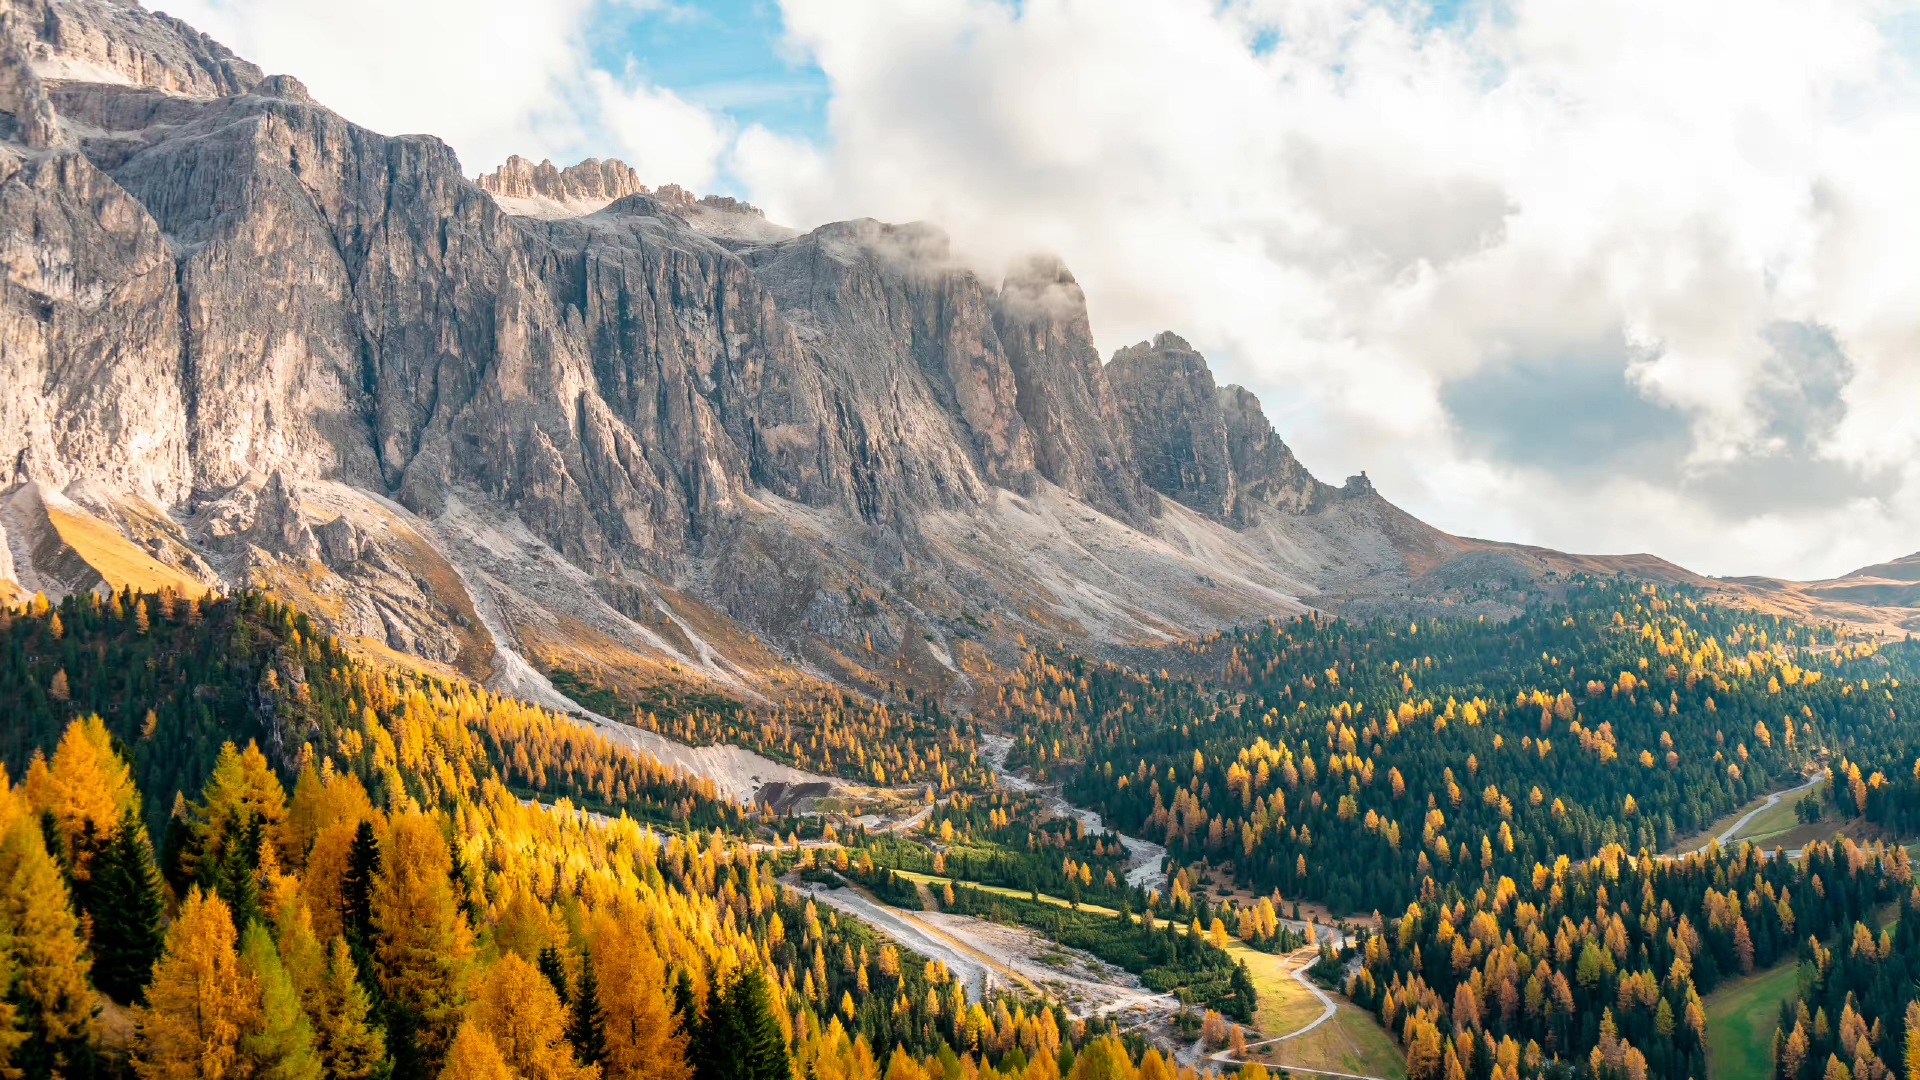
[2,0,1911,732]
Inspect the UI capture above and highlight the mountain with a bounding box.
[1,0,1912,749]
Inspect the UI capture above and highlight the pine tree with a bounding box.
[342,820,380,948]
[315,937,388,1080]
[474,952,593,1080]
[372,813,472,1080]
[134,888,261,1080]
[536,945,570,1007]
[0,817,96,1074]
[691,968,787,1080]
[211,815,263,932]
[240,921,324,1080]
[568,952,605,1068]
[89,809,168,1003]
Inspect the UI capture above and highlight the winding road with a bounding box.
[1682,772,1824,857]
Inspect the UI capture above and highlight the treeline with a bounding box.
[0,589,744,833]
[985,580,1915,913]
[549,665,988,789]
[1346,837,1911,1080]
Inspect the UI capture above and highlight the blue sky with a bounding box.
[591,0,830,150]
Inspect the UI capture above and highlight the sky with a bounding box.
[166,0,1920,582]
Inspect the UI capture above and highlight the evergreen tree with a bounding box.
[342,820,380,948]
[691,968,787,1080]
[567,952,605,1069]
[89,808,168,1003]
[315,937,388,1080]
[240,921,324,1080]
[210,814,263,932]
[536,945,570,1007]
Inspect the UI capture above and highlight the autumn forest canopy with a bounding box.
[0,574,1914,1080]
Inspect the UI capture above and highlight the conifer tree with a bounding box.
[536,945,570,1006]
[89,808,168,1003]
[591,907,684,1080]
[135,888,261,1080]
[0,817,96,1075]
[315,937,387,1080]
[372,813,472,1080]
[342,820,381,949]
[1905,1001,1920,1080]
[568,952,605,1069]
[21,714,138,881]
[438,1023,513,1080]
[240,921,324,1080]
[691,968,787,1080]
[473,952,594,1080]
[0,925,23,1077]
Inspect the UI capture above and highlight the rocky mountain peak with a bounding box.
[476,154,646,204]
[1107,334,1340,525]
[474,155,775,235]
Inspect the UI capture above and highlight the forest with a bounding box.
[1,575,1916,1080]
[0,588,1222,1080]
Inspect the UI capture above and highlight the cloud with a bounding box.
[733,0,1920,579]
[164,0,731,185]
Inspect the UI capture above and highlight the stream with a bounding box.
[979,734,1169,892]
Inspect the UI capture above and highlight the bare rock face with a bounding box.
[1218,385,1338,514]
[739,218,1039,501]
[1107,332,1238,522]
[4,0,1535,705]
[25,0,260,95]
[1107,332,1348,526]
[995,255,1152,527]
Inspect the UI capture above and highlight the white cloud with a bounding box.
[589,69,734,190]
[735,0,1920,579]
[163,0,731,186]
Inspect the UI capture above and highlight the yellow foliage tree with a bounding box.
[438,1022,516,1080]
[474,951,596,1080]
[373,812,473,1077]
[134,888,261,1080]
[22,714,139,877]
[591,901,688,1080]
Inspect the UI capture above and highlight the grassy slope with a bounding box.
[1704,961,1799,1080]
[1729,777,1823,843]
[1257,1004,1409,1080]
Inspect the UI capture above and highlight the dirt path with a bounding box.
[1212,949,1336,1060]
[1664,773,1825,858]
[981,734,1168,891]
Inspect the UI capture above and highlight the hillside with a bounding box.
[4,0,1912,777]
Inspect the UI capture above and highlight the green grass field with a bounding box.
[1704,962,1799,1080]
[1258,1003,1409,1080]
[1728,777,1824,844]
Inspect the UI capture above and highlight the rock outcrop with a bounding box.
[476,155,646,204]
[1107,331,1342,526]
[995,256,1152,527]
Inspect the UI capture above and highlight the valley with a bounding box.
[0,3,1914,1080]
